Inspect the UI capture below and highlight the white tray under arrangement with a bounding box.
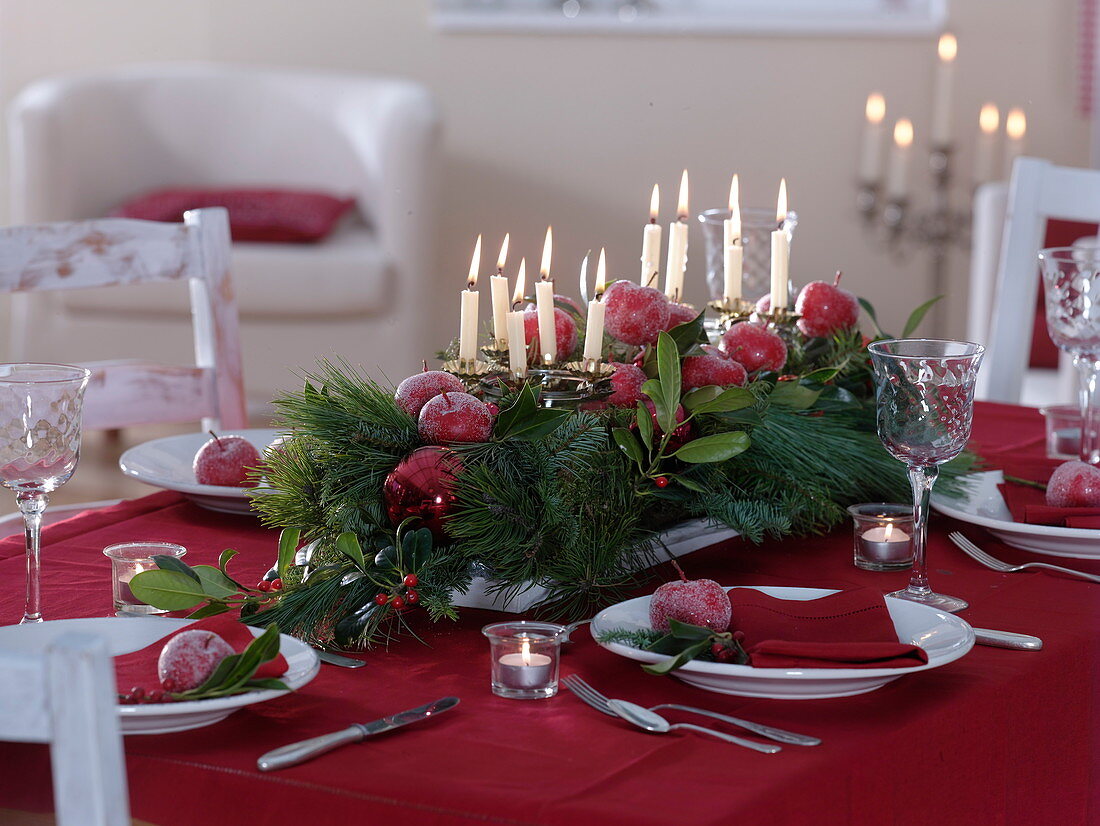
[450,518,739,613]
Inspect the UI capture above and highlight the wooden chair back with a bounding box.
[0,632,130,825]
[0,208,246,430]
[980,157,1100,402]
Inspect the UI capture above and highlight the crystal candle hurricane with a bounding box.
[867,340,983,612]
[482,621,564,699]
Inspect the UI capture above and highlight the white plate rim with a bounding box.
[591,585,973,681]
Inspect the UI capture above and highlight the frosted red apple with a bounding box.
[603,280,671,346]
[607,363,648,407]
[158,630,236,692]
[523,305,578,359]
[395,369,465,418]
[795,272,860,338]
[681,348,748,391]
[193,434,262,487]
[1045,460,1100,507]
[720,322,788,373]
[664,302,699,330]
[649,577,731,633]
[418,391,493,444]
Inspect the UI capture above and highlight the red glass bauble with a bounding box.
[382,446,463,542]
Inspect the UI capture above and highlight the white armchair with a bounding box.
[7,64,442,409]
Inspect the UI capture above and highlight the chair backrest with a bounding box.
[0,632,130,825]
[0,208,247,430]
[978,157,1100,402]
[967,181,1009,349]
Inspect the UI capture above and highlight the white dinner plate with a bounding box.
[591,586,974,700]
[931,470,1100,559]
[119,428,280,514]
[0,617,319,734]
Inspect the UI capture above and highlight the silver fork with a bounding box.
[562,675,780,753]
[561,674,819,747]
[949,532,1100,584]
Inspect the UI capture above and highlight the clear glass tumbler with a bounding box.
[698,207,798,303]
[103,541,187,615]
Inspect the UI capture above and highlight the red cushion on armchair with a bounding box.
[111,188,356,243]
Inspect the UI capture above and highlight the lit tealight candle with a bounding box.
[459,235,482,363]
[1004,107,1027,180]
[583,248,608,366]
[769,179,790,310]
[886,118,914,201]
[498,639,553,690]
[507,259,528,378]
[664,170,689,303]
[859,521,912,565]
[640,184,662,288]
[723,174,743,306]
[490,234,511,350]
[931,33,957,148]
[535,226,557,364]
[859,92,887,185]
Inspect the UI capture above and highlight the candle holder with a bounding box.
[103,541,187,615]
[706,298,756,331]
[1040,404,1081,460]
[442,358,499,389]
[480,365,613,409]
[482,621,565,699]
[846,503,915,572]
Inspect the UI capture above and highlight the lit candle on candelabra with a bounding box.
[1004,108,1027,180]
[583,248,607,367]
[723,174,742,306]
[974,103,1000,187]
[886,118,914,201]
[640,184,661,288]
[770,179,790,311]
[507,258,528,378]
[859,92,887,185]
[458,235,481,363]
[930,33,957,148]
[535,226,557,364]
[490,234,511,350]
[664,170,689,302]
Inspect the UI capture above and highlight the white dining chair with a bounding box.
[0,631,130,825]
[977,157,1099,404]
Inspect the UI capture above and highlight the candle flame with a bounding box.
[540,225,553,281]
[467,234,482,289]
[513,258,526,307]
[649,183,659,222]
[776,178,788,225]
[521,639,531,665]
[883,522,895,542]
[865,92,886,125]
[894,118,914,148]
[1006,108,1026,140]
[596,247,607,297]
[938,32,957,62]
[676,169,689,219]
[979,103,1000,135]
[496,233,510,272]
[728,174,741,240]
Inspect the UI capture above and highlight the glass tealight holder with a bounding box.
[1040,404,1081,460]
[847,504,915,572]
[103,541,187,615]
[482,621,565,700]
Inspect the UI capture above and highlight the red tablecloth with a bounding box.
[1,402,1097,826]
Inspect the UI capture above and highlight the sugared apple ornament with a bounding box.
[649,563,731,633]
[395,368,465,418]
[795,271,860,338]
[664,302,699,330]
[158,630,235,691]
[607,363,648,407]
[523,305,578,359]
[193,433,262,487]
[720,322,788,373]
[1045,460,1100,507]
[603,280,671,346]
[418,392,493,444]
[681,347,748,391]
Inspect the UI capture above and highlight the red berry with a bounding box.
[603,280,671,346]
[406,589,420,604]
[403,573,419,587]
[391,596,406,609]
[374,592,389,606]
[394,370,465,418]
[710,642,725,658]
[418,391,493,444]
[257,580,271,592]
[271,578,283,590]
[161,677,178,693]
[654,476,670,488]
[129,686,145,701]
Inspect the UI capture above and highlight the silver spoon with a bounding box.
[606,699,781,754]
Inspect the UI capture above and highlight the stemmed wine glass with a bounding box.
[0,363,90,624]
[1038,247,1100,465]
[867,340,984,613]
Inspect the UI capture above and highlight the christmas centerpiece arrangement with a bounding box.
[131,174,972,650]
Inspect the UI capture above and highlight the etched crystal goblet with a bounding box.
[0,363,90,623]
[1038,247,1100,465]
[867,340,984,613]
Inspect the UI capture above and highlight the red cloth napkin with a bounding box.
[728,587,929,669]
[114,613,288,693]
[995,458,1100,529]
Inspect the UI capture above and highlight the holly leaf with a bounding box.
[672,432,750,464]
[682,385,722,410]
[635,400,654,452]
[334,532,366,570]
[402,527,433,568]
[152,554,200,583]
[502,408,571,441]
[641,638,712,676]
[666,310,709,354]
[901,295,942,338]
[493,384,537,437]
[668,618,716,640]
[128,569,207,611]
[801,367,839,386]
[277,528,301,578]
[654,332,681,433]
[218,548,239,577]
[688,386,756,415]
[667,473,708,493]
[191,565,240,599]
[612,427,644,467]
[858,297,886,338]
[640,379,671,433]
[769,381,822,410]
[186,602,231,620]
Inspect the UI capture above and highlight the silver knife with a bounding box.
[257,697,460,772]
[314,649,367,669]
[973,628,1043,651]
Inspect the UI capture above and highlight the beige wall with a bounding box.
[0,0,1088,350]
